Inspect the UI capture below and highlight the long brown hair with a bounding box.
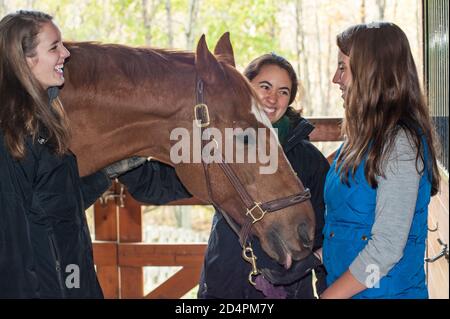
[0,10,70,159]
[336,22,440,195]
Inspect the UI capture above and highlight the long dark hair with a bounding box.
[336,22,440,195]
[243,53,298,105]
[0,10,70,159]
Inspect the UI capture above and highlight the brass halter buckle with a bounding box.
[194,103,210,128]
[246,202,267,224]
[242,244,261,286]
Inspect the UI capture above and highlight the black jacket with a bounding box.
[0,130,193,298]
[118,161,191,205]
[0,132,110,298]
[198,109,330,299]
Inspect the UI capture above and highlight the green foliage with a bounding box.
[2,0,421,118]
[3,0,282,66]
[197,0,281,66]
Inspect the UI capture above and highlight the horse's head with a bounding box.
[172,34,316,268]
[61,34,315,269]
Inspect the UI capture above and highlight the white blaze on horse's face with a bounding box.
[250,98,279,144]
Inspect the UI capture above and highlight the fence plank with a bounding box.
[93,242,117,266]
[308,117,342,142]
[93,185,119,299]
[118,187,144,298]
[145,267,201,299]
[119,243,206,266]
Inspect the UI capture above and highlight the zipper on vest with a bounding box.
[48,234,67,298]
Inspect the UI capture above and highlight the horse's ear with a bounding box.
[195,34,222,84]
[214,32,235,67]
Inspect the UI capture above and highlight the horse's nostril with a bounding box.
[298,222,312,247]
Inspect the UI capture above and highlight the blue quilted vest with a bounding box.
[323,142,431,299]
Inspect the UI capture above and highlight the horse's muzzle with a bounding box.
[266,227,310,269]
[298,222,314,249]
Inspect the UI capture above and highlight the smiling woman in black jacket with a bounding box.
[197,53,330,299]
[0,10,190,298]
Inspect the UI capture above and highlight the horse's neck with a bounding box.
[64,83,193,176]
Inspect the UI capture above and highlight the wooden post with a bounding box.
[119,243,206,299]
[93,182,120,299]
[118,185,144,298]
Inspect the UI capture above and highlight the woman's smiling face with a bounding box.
[332,49,352,101]
[26,21,70,90]
[251,64,292,123]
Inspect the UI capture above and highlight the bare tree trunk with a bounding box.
[269,0,276,43]
[415,0,423,80]
[102,0,109,40]
[360,0,366,23]
[269,21,276,43]
[174,206,191,229]
[0,0,5,16]
[142,0,161,46]
[325,22,332,115]
[165,0,173,47]
[186,0,200,50]
[314,1,324,115]
[393,0,399,20]
[295,0,311,112]
[142,0,152,45]
[376,0,386,20]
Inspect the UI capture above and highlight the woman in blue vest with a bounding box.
[319,22,441,299]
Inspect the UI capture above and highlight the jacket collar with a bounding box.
[47,86,60,103]
[38,87,60,145]
[282,107,315,152]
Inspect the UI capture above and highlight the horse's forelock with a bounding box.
[221,65,272,129]
[251,98,274,129]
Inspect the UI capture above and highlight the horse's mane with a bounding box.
[63,41,265,127]
[64,42,195,88]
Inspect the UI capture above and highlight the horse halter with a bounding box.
[194,78,311,284]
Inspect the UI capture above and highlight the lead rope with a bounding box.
[312,269,319,299]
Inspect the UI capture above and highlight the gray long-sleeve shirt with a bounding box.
[349,130,424,287]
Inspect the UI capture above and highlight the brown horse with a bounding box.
[60,33,315,271]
